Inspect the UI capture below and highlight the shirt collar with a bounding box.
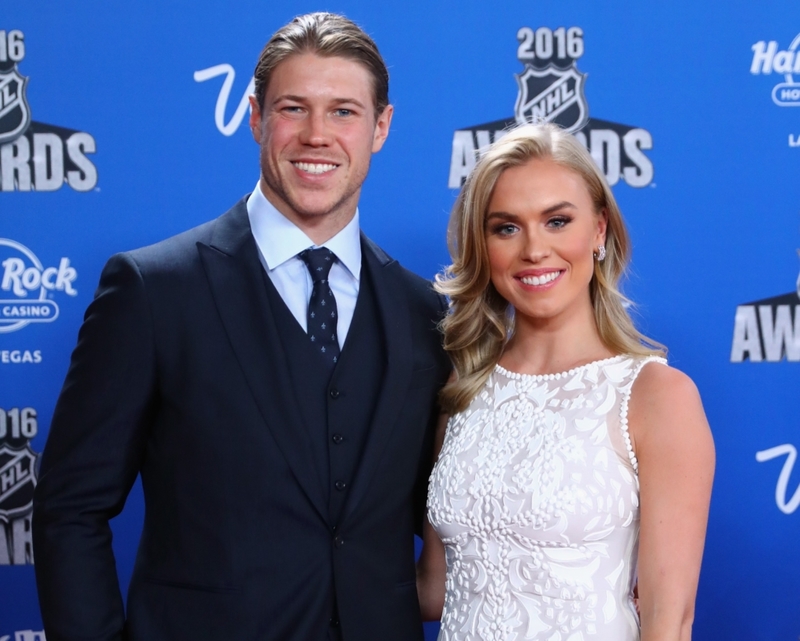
[247,182,362,280]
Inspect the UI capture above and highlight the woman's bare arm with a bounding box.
[629,362,715,641]
[416,411,449,621]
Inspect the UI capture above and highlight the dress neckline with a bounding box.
[494,354,627,381]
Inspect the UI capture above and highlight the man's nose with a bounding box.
[300,111,331,146]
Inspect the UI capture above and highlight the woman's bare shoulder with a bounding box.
[628,359,711,450]
[633,359,700,406]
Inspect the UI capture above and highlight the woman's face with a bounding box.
[485,157,607,327]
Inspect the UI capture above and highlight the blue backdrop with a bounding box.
[1,2,798,639]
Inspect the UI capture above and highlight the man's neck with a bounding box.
[259,183,358,246]
[295,212,356,246]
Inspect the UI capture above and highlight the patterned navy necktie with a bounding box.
[299,247,340,370]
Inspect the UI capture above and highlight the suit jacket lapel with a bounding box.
[197,198,328,522]
[340,236,414,525]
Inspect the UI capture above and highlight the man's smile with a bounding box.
[292,161,339,175]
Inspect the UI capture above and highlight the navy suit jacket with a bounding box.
[32,198,451,641]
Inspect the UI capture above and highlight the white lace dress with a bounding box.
[427,355,666,641]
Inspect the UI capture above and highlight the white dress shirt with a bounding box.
[246,183,361,349]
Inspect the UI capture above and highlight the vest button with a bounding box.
[332,433,344,444]
[329,388,340,399]
[333,535,344,548]
[335,480,347,491]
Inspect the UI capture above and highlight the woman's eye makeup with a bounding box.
[547,216,572,229]
[486,213,573,235]
[488,222,518,236]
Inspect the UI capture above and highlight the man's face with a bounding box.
[249,53,393,236]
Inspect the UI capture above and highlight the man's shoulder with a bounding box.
[128,219,214,262]
[123,196,249,273]
[396,263,443,310]
[362,236,445,313]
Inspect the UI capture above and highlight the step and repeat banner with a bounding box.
[1,1,798,639]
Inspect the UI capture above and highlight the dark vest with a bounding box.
[262,257,387,525]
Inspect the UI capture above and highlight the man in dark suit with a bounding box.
[32,13,450,641]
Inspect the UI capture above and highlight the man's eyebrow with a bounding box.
[330,97,367,108]
[271,94,367,109]
[271,94,306,104]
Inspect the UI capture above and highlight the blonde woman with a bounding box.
[417,123,714,641]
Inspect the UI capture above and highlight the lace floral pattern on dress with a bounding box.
[428,355,666,641]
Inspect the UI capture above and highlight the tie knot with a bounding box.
[299,247,336,284]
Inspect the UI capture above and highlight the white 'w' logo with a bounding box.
[193,64,254,136]
[756,444,800,514]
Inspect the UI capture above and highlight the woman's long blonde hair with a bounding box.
[436,123,664,414]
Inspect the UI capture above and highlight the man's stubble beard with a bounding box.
[261,158,371,224]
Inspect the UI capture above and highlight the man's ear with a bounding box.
[248,95,262,142]
[371,104,394,153]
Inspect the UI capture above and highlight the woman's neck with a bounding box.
[498,304,614,376]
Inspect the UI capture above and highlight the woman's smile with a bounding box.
[485,157,606,326]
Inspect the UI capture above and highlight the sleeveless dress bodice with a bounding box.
[427,355,666,641]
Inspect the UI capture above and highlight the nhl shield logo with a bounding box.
[0,65,31,145]
[514,64,588,133]
[0,444,37,523]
